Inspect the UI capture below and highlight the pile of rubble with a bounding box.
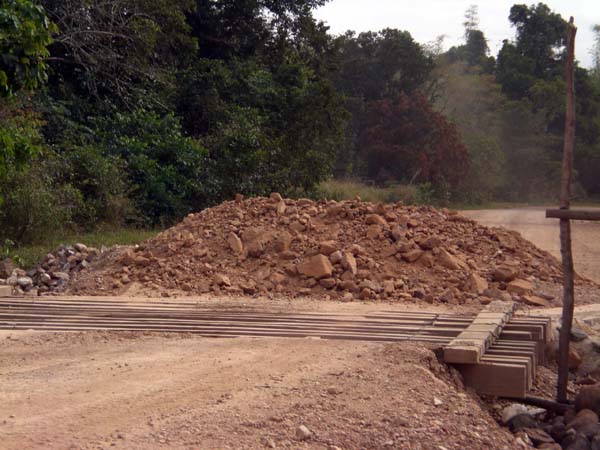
[503,385,600,449]
[0,244,102,295]
[65,194,569,305]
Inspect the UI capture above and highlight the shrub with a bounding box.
[0,161,81,243]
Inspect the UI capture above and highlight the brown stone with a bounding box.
[289,222,306,233]
[270,272,286,285]
[390,226,405,242]
[234,193,244,203]
[537,444,561,450]
[341,252,357,275]
[326,204,344,217]
[350,244,364,256]
[463,273,488,294]
[418,252,435,268]
[566,409,599,432]
[297,254,334,280]
[319,240,338,256]
[329,250,343,264]
[359,280,379,292]
[280,250,299,260]
[366,225,382,239]
[270,192,283,202]
[521,428,555,447]
[227,232,243,254]
[213,273,231,287]
[360,288,373,299]
[381,245,399,258]
[274,231,293,253]
[340,280,359,292]
[506,279,534,296]
[319,278,336,289]
[419,236,442,250]
[246,240,265,258]
[365,214,387,226]
[493,265,520,282]
[575,386,600,413]
[383,280,395,294]
[240,281,257,294]
[569,347,583,370]
[402,249,424,263]
[437,249,466,270]
[276,200,286,215]
[520,295,549,307]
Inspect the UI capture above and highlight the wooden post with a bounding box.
[556,17,577,404]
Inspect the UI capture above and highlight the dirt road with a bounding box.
[463,207,600,284]
[0,328,520,450]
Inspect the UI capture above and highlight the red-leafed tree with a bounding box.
[360,92,470,190]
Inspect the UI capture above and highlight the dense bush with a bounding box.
[91,111,208,226]
[0,159,80,243]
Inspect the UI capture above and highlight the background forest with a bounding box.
[1,0,600,249]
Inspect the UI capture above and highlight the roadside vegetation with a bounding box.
[1,1,600,268]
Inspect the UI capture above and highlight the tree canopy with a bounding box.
[1,0,600,244]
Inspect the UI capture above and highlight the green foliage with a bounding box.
[508,3,567,78]
[9,228,158,269]
[56,145,134,227]
[316,179,435,205]
[0,101,42,180]
[0,0,56,96]
[92,111,208,225]
[0,158,82,243]
[333,29,433,102]
[42,0,197,108]
[331,29,433,177]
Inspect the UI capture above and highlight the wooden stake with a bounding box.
[556,17,577,404]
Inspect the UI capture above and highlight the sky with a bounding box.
[314,0,599,68]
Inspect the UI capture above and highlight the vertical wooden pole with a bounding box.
[556,17,577,403]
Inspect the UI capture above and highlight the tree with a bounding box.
[0,0,56,97]
[508,3,567,78]
[42,0,197,108]
[446,5,493,72]
[463,4,480,36]
[331,29,433,176]
[360,92,470,193]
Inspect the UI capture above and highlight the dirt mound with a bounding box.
[65,195,567,305]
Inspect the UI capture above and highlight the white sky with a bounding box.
[314,1,598,68]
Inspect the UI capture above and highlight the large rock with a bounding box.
[212,273,231,287]
[402,249,424,263]
[507,279,534,295]
[227,232,243,254]
[341,252,357,275]
[270,192,283,202]
[419,236,441,250]
[297,254,333,280]
[463,273,488,294]
[521,428,555,446]
[17,276,33,288]
[365,214,387,226]
[437,249,466,270]
[575,386,600,414]
[319,241,337,256]
[566,409,600,437]
[508,413,538,432]
[274,231,292,253]
[520,295,549,307]
[570,347,583,370]
[492,265,520,282]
